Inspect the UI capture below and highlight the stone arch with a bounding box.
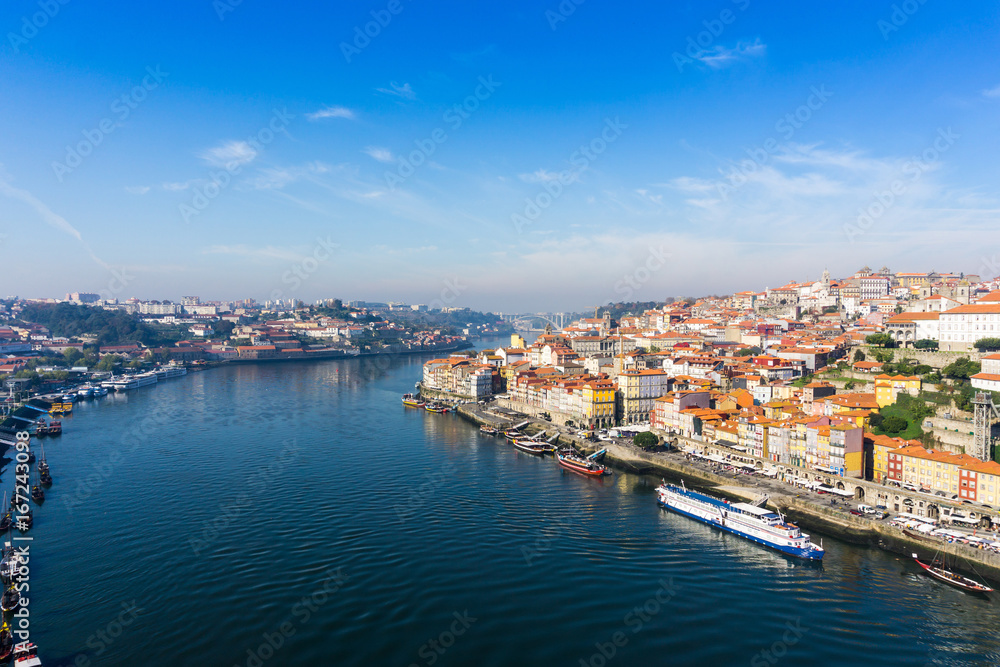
[927,504,939,520]
[855,486,866,501]
[836,481,845,490]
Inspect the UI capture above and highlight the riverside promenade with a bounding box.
[452,401,1000,583]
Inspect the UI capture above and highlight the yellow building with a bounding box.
[582,379,616,428]
[510,333,527,349]
[874,374,921,408]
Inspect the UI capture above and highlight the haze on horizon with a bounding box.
[2,1,999,313]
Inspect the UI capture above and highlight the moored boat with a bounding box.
[0,620,12,661]
[912,553,993,593]
[1,584,18,613]
[153,365,188,379]
[12,642,41,666]
[479,425,498,435]
[514,438,556,455]
[424,403,450,413]
[556,449,611,476]
[401,393,425,408]
[656,482,824,560]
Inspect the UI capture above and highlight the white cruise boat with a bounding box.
[106,372,159,391]
[154,366,188,380]
[656,482,824,560]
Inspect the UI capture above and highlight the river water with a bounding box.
[23,342,1000,666]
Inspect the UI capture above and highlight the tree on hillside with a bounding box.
[63,348,84,365]
[853,349,866,363]
[974,338,1000,352]
[866,333,895,348]
[881,415,908,435]
[942,357,981,380]
[914,339,938,350]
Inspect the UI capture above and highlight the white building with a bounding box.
[139,302,181,315]
[939,301,1000,352]
[972,354,1000,392]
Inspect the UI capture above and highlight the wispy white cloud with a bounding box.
[983,84,1000,99]
[125,186,150,195]
[518,169,562,184]
[363,146,395,163]
[199,140,258,168]
[306,106,356,121]
[693,38,766,68]
[376,81,416,100]
[0,169,108,269]
[162,181,192,191]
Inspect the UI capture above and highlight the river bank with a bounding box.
[449,400,1000,583]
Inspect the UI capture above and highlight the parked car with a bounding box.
[849,509,864,516]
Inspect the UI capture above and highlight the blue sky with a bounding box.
[2,1,999,312]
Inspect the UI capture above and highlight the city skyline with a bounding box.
[3,2,1000,311]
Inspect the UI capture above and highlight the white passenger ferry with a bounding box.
[656,482,824,560]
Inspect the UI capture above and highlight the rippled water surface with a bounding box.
[25,346,1000,666]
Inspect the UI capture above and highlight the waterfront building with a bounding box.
[617,369,673,424]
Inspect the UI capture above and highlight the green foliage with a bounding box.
[912,364,932,375]
[792,374,814,387]
[845,380,856,390]
[873,349,895,364]
[866,333,895,348]
[62,348,84,364]
[880,415,909,435]
[974,338,1000,351]
[95,355,121,371]
[942,357,981,380]
[214,320,236,338]
[19,303,179,347]
[914,339,938,350]
[923,371,942,385]
[633,431,659,449]
[853,349,866,363]
[736,346,761,357]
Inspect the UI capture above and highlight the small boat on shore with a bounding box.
[557,449,611,476]
[912,553,993,593]
[401,393,425,408]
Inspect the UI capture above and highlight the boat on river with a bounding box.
[556,449,611,476]
[479,425,498,435]
[513,438,556,455]
[12,642,41,666]
[912,553,993,593]
[0,620,12,661]
[656,482,825,561]
[424,403,450,413]
[401,393,425,408]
